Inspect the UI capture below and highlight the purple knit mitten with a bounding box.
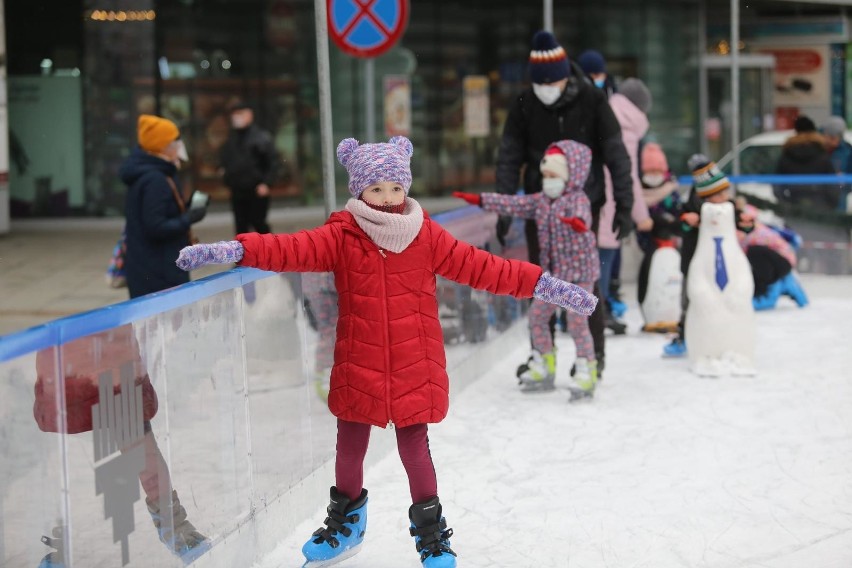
[176,241,244,271]
[533,272,598,316]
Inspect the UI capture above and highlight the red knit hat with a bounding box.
[540,146,569,181]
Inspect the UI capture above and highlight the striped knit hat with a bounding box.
[688,153,731,198]
[529,30,570,84]
[337,136,414,198]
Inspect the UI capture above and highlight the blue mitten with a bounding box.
[533,272,598,316]
[176,241,244,271]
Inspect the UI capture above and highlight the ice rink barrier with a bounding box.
[0,205,531,567]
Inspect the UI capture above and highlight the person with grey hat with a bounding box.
[821,116,852,174]
[821,116,852,211]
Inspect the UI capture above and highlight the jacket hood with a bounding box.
[782,132,829,163]
[119,147,177,185]
[545,139,592,193]
[609,93,649,139]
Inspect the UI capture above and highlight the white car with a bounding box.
[715,129,852,205]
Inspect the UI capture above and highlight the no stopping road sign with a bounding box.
[328,0,409,58]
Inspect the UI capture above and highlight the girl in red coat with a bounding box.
[176,135,596,568]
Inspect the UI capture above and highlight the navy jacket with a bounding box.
[120,148,191,298]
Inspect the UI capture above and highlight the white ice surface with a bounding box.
[256,275,852,568]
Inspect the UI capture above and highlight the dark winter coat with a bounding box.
[495,61,633,215]
[236,208,542,428]
[219,123,278,196]
[120,148,191,298]
[776,132,834,175]
[774,132,838,208]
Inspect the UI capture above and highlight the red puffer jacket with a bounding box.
[237,211,541,428]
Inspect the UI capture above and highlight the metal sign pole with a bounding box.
[365,58,375,142]
[315,0,336,216]
[543,0,553,32]
[731,0,741,176]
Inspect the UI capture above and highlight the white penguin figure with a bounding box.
[641,244,683,333]
[685,201,756,377]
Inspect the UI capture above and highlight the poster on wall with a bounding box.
[463,75,489,138]
[8,77,85,216]
[383,75,411,137]
[756,45,831,128]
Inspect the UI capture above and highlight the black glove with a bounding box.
[495,215,512,247]
[611,207,633,240]
[184,206,207,225]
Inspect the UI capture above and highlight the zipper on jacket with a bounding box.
[558,115,565,135]
[377,245,393,427]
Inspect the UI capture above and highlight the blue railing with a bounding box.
[0,206,477,362]
[676,174,852,186]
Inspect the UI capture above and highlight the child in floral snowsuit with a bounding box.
[454,139,601,398]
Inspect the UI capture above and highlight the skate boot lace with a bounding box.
[410,518,456,560]
[310,506,361,549]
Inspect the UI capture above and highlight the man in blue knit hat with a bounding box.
[495,29,635,382]
[577,49,616,98]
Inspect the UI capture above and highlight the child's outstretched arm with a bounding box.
[176,224,341,273]
[451,191,539,220]
[430,222,596,316]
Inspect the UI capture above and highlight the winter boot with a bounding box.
[516,350,556,392]
[301,487,368,567]
[146,490,211,563]
[662,337,687,357]
[38,527,65,568]
[604,309,628,335]
[409,497,457,568]
[752,280,782,311]
[779,273,808,307]
[567,358,597,402]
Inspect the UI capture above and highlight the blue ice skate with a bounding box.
[607,296,628,318]
[409,497,457,568]
[662,337,687,357]
[752,280,782,311]
[146,490,211,565]
[38,529,65,568]
[302,487,368,567]
[779,273,808,307]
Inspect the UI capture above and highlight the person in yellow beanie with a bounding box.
[119,115,207,298]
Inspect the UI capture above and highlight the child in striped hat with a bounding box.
[663,154,736,357]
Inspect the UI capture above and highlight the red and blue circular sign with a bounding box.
[328,0,409,58]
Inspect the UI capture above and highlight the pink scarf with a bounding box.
[345,197,424,253]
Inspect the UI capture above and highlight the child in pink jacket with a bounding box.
[175,136,596,568]
[454,139,601,399]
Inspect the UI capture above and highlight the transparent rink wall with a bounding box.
[0,207,532,568]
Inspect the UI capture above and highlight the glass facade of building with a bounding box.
[4,0,850,217]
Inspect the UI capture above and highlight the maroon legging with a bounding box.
[335,418,438,504]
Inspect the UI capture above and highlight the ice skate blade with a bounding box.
[302,543,363,568]
[567,387,595,403]
[518,379,556,393]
